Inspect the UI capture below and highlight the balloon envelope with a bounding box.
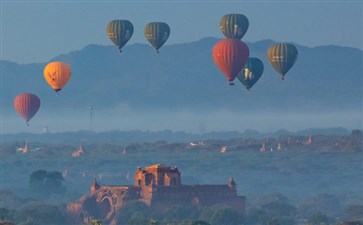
[14,93,40,125]
[44,62,71,94]
[220,14,249,40]
[237,57,264,90]
[106,20,134,52]
[267,43,298,79]
[212,39,249,85]
[144,22,170,52]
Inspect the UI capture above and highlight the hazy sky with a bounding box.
[1,1,362,134]
[1,1,362,64]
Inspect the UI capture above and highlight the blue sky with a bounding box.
[1,1,362,64]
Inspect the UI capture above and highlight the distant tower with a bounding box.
[260,143,266,152]
[63,169,68,178]
[22,141,29,153]
[228,177,236,190]
[89,104,94,131]
[277,143,282,150]
[90,178,100,194]
[42,126,50,134]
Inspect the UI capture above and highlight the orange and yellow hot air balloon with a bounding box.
[44,62,71,95]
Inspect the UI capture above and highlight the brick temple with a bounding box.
[67,164,245,224]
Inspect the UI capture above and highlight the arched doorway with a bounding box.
[99,198,111,219]
[79,212,84,223]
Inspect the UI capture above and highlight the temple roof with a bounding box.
[145,164,168,170]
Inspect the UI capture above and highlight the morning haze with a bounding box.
[1,38,362,133]
[0,1,362,225]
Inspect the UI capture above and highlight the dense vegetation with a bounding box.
[0,130,362,224]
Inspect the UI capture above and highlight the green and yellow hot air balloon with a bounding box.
[144,22,170,53]
[237,57,264,90]
[106,20,134,52]
[267,43,298,80]
[220,13,249,40]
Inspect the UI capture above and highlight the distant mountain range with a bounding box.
[1,127,353,144]
[1,37,362,114]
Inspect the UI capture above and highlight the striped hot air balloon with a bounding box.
[267,43,298,80]
[220,13,249,40]
[14,93,41,125]
[144,22,170,53]
[106,19,134,52]
[212,39,249,86]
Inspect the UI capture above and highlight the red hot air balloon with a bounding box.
[14,93,41,125]
[212,39,249,86]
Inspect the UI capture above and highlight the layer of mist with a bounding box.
[2,110,362,134]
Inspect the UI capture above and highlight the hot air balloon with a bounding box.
[220,13,249,40]
[14,93,40,126]
[237,57,264,90]
[106,20,134,52]
[44,61,71,95]
[144,22,170,53]
[212,39,249,86]
[267,43,298,80]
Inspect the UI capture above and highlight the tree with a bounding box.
[45,171,66,195]
[191,221,210,225]
[345,205,363,221]
[199,207,214,223]
[307,212,329,225]
[258,193,296,216]
[165,206,200,221]
[28,170,66,198]
[350,129,362,138]
[245,208,268,225]
[91,219,102,225]
[0,208,13,221]
[297,193,341,219]
[0,190,25,209]
[29,170,47,194]
[210,207,242,225]
[340,222,363,225]
[126,212,148,225]
[113,202,149,225]
[148,219,159,225]
[346,129,363,151]
[84,219,102,225]
[245,208,296,225]
[14,204,66,225]
[29,170,47,182]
